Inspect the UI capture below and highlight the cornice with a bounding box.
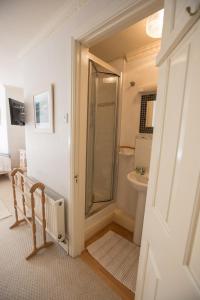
[126,40,161,62]
[18,0,89,59]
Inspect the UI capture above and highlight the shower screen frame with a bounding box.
[85,59,120,216]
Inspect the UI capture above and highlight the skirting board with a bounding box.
[59,240,69,254]
[85,204,134,240]
[113,208,134,232]
[85,203,116,240]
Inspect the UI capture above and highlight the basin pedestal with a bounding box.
[127,170,148,246]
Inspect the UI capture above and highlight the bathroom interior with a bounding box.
[82,9,164,296]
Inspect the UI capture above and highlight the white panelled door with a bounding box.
[162,0,200,44]
[136,14,200,300]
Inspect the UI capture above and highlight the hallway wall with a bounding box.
[22,0,163,238]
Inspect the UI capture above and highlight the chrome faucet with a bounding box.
[135,167,145,175]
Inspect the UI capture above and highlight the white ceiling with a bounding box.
[0,0,71,85]
[0,1,160,85]
[0,0,71,58]
[90,18,160,62]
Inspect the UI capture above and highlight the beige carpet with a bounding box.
[0,175,14,212]
[87,231,140,292]
[0,176,120,300]
[0,200,11,220]
[0,218,121,300]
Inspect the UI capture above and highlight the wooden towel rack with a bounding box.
[10,168,53,260]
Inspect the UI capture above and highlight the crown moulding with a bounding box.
[126,40,161,62]
[18,0,89,60]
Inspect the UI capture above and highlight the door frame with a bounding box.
[69,0,164,258]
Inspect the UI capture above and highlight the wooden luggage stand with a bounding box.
[10,168,53,260]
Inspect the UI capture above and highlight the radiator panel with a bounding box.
[15,176,66,243]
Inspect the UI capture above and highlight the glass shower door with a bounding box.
[85,60,119,216]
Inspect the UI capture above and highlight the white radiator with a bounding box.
[0,153,11,175]
[16,175,66,243]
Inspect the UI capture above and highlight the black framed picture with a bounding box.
[139,93,156,134]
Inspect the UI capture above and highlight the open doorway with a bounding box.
[86,15,161,220]
[70,3,164,299]
[0,86,26,220]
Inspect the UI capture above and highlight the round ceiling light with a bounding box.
[146,9,164,39]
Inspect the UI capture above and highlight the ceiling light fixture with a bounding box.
[146,9,164,39]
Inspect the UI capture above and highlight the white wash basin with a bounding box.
[127,170,148,245]
[127,171,148,192]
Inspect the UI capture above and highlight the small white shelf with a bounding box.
[119,147,134,156]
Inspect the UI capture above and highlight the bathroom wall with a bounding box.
[111,43,159,220]
[120,42,159,148]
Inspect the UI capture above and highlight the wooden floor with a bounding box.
[81,222,135,300]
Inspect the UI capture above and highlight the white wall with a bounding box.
[111,46,158,219]
[0,60,23,88]
[0,85,25,167]
[22,0,136,204]
[5,86,25,167]
[21,0,162,241]
[0,85,9,154]
[121,51,158,148]
[23,26,70,198]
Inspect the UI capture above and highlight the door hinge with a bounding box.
[74,175,79,183]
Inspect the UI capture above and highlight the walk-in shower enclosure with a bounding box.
[85,60,120,217]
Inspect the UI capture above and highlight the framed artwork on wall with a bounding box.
[33,85,54,133]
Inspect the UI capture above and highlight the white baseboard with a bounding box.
[85,203,116,240]
[113,208,134,232]
[85,204,134,240]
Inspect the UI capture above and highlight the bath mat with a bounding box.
[87,230,140,292]
[0,200,11,220]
